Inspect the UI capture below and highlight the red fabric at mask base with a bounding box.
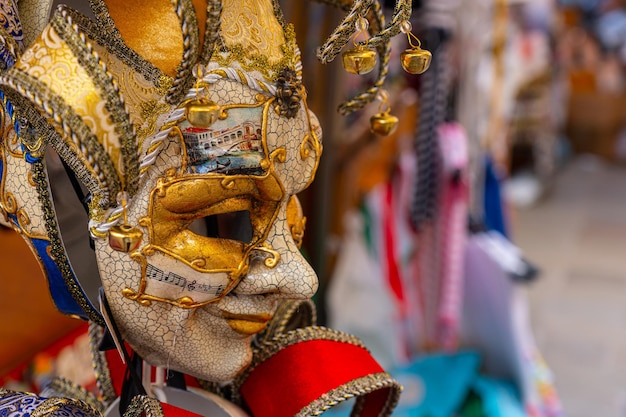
[240,339,388,417]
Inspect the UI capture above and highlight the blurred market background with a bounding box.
[3,0,626,416]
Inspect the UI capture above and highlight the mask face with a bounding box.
[96,78,322,381]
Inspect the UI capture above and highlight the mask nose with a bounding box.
[234,215,318,299]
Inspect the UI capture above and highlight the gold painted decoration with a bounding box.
[286,195,306,248]
[116,92,301,310]
[123,163,285,308]
[0,96,39,233]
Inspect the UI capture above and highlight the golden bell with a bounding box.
[370,111,399,136]
[108,224,143,253]
[401,47,432,74]
[342,45,377,75]
[186,98,220,128]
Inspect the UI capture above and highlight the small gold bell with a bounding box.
[186,98,220,128]
[399,20,432,75]
[370,111,399,136]
[401,47,432,74]
[342,45,377,75]
[109,224,143,253]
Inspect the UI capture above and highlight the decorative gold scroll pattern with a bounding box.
[16,25,123,170]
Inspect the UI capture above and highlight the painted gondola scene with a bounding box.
[181,107,265,175]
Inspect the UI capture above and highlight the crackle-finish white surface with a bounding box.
[96,78,321,383]
[0,110,46,237]
[514,156,626,417]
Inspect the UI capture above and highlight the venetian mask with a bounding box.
[0,0,321,382]
[0,0,415,389]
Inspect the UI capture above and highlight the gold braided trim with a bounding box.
[271,0,287,29]
[86,0,199,105]
[365,0,411,48]
[313,0,412,115]
[297,372,401,417]
[0,91,103,323]
[199,0,222,65]
[316,0,374,64]
[122,395,164,417]
[258,299,317,344]
[88,322,118,405]
[165,0,200,105]
[86,1,164,86]
[32,156,104,324]
[248,326,368,373]
[3,69,119,208]
[41,377,105,413]
[338,1,389,115]
[315,0,411,54]
[7,90,104,201]
[53,8,140,196]
[30,396,102,417]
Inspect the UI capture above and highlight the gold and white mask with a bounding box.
[0,0,414,385]
[0,0,321,382]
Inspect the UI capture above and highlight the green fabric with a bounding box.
[359,203,375,257]
[458,391,486,417]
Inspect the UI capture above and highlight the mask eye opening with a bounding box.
[188,210,253,244]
